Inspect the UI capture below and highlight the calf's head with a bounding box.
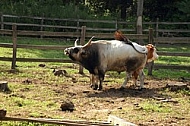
[64,37,94,62]
[146,44,159,62]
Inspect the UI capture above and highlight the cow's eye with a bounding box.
[73,48,79,53]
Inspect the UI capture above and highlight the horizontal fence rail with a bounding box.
[154,37,190,44]
[1,14,189,35]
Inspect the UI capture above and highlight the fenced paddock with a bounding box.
[0,14,190,126]
[0,24,156,74]
[0,14,190,72]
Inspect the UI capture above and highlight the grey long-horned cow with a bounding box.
[64,37,158,90]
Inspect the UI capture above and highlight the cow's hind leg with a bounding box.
[139,69,145,89]
[132,70,139,87]
[120,72,131,89]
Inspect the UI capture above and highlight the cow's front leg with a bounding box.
[120,72,131,89]
[97,72,105,90]
[90,74,98,90]
[98,77,103,90]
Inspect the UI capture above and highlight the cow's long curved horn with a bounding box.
[84,36,95,47]
[74,39,79,47]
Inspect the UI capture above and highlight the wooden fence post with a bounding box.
[147,28,154,75]
[148,28,153,44]
[137,0,144,44]
[0,13,4,36]
[147,61,154,76]
[11,24,17,70]
[115,19,118,30]
[40,14,44,38]
[79,26,86,74]
[156,18,159,38]
[76,18,80,40]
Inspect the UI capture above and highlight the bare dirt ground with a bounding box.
[1,64,190,126]
[55,75,190,126]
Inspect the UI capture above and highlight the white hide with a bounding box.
[89,40,148,89]
[92,40,147,72]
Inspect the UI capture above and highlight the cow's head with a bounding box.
[146,44,159,62]
[64,36,94,62]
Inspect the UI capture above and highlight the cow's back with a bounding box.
[93,40,147,73]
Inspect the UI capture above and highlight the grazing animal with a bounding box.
[64,36,158,90]
[114,30,158,88]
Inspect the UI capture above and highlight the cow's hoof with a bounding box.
[91,84,98,90]
[97,86,102,91]
[119,87,125,91]
[138,87,145,91]
[90,84,93,88]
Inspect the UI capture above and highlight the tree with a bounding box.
[136,0,143,44]
[86,0,133,20]
[143,0,182,21]
[175,0,190,21]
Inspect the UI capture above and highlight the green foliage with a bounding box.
[1,0,190,22]
[0,1,92,19]
[175,0,190,22]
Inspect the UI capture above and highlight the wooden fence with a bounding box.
[1,14,190,44]
[1,14,190,34]
[0,14,190,72]
[0,24,156,74]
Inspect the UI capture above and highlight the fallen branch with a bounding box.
[108,115,137,126]
[0,116,112,126]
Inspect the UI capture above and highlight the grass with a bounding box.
[139,100,172,113]
[0,36,189,79]
[0,36,190,125]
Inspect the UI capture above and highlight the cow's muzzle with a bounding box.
[64,48,70,56]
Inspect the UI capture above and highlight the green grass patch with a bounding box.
[156,56,190,66]
[139,100,172,113]
[157,44,190,53]
[0,36,189,79]
[151,69,190,79]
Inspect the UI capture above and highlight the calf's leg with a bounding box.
[139,69,145,89]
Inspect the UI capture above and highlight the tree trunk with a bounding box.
[120,5,126,20]
[136,0,144,44]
